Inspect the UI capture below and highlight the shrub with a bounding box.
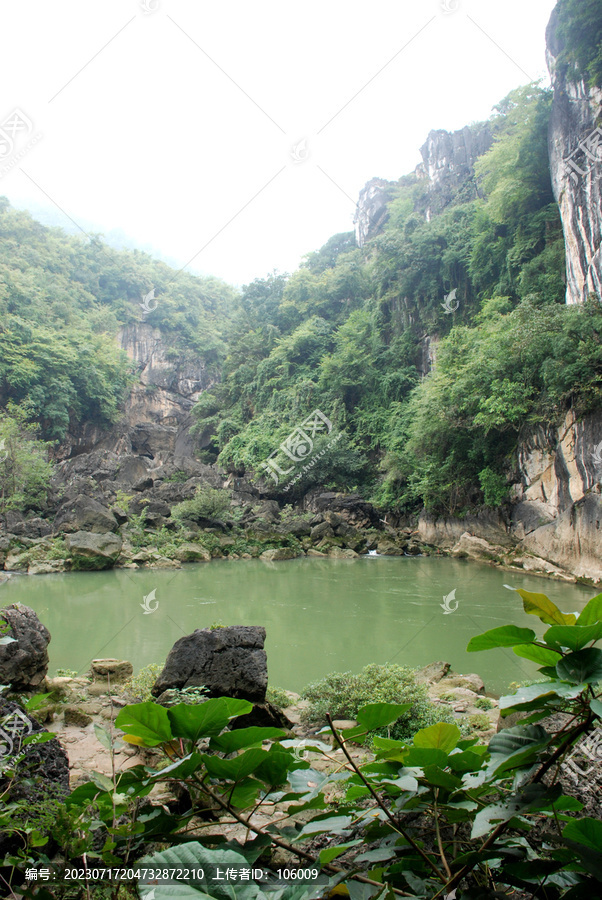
[301,663,455,742]
[120,663,164,702]
[172,486,232,524]
[266,686,291,709]
[475,696,495,710]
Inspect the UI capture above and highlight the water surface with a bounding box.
[0,557,594,695]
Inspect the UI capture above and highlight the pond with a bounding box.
[0,556,595,695]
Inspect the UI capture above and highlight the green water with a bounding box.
[0,557,594,695]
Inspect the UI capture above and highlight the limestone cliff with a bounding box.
[60,323,218,463]
[546,8,602,304]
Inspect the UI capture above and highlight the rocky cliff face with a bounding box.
[417,409,602,584]
[60,324,218,464]
[416,125,493,219]
[353,123,492,248]
[546,9,602,304]
[353,178,396,248]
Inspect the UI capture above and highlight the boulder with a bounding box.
[415,661,451,685]
[65,531,122,570]
[438,673,485,695]
[63,706,93,727]
[54,495,118,534]
[0,604,50,689]
[260,548,301,561]
[175,543,212,562]
[230,700,293,731]
[152,625,268,702]
[310,522,334,540]
[3,549,29,571]
[450,533,502,562]
[91,659,133,684]
[328,547,358,559]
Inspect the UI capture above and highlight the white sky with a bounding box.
[1,0,556,288]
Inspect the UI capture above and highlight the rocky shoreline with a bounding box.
[0,473,595,583]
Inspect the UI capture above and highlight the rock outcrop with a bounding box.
[546,8,602,304]
[417,124,493,218]
[152,625,268,702]
[354,178,396,248]
[0,604,50,690]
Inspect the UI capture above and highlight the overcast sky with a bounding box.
[1,0,556,288]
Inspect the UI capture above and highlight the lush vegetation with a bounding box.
[553,0,602,87]
[0,198,236,442]
[301,663,455,741]
[188,82,600,515]
[2,588,602,897]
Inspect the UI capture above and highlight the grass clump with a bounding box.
[172,487,232,524]
[266,686,291,709]
[301,663,455,742]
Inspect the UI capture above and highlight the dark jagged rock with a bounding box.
[152,625,268,702]
[0,604,50,690]
[53,494,118,534]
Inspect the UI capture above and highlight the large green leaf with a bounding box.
[472,784,558,838]
[254,745,296,785]
[221,698,254,719]
[556,648,602,684]
[544,623,602,652]
[563,817,602,852]
[201,748,268,781]
[413,722,460,752]
[486,725,550,775]
[516,589,576,626]
[356,702,412,730]
[115,702,173,747]
[298,814,353,837]
[467,625,536,652]
[168,699,233,742]
[210,727,286,753]
[513,643,562,666]
[576,593,602,626]
[499,681,585,711]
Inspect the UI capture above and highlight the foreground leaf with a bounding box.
[115,702,173,747]
[467,625,536,652]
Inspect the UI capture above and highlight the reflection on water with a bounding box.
[0,556,594,695]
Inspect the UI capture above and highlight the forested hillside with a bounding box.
[0,199,235,440]
[192,82,602,514]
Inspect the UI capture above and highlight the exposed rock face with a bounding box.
[53,495,118,534]
[58,323,219,463]
[511,410,602,582]
[152,625,268,702]
[546,8,602,304]
[354,178,396,247]
[417,124,493,218]
[0,604,50,690]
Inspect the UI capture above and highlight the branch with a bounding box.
[326,714,447,884]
